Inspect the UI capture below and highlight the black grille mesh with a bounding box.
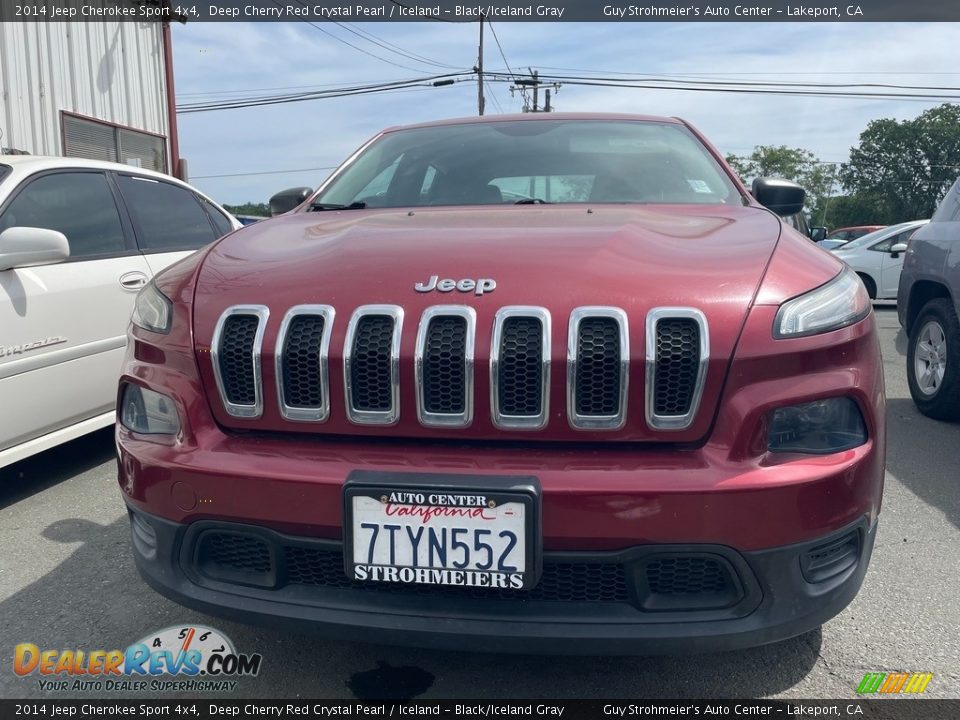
[218,315,259,405]
[422,316,467,414]
[498,317,544,416]
[281,315,325,408]
[285,546,628,603]
[645,556,728,595]
[654,318,700,416]
[191,532,746,610]
[575,318,622,416]
[199,532,271,574]
[350,315,394,411]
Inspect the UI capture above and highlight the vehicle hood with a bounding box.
[193,204,783,442]
[197,205,780,307]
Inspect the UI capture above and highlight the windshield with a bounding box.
[835,221,922,251]
[312,120,743,210]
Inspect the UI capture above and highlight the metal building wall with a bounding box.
[0,21,167,159]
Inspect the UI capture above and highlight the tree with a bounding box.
[223,202,270,217]
[725,145,838,222]
[841,103,960,223]
[810,194,883,229]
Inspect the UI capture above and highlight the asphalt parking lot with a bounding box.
[1,306,958,700]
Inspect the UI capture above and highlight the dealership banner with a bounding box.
[2,0,960,21]
[2,700,960,719]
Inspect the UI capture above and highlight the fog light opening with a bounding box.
[767,397,867,454]
[120,384,180,436]
[802,529,861,583]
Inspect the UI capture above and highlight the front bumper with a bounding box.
[127,502,876,654]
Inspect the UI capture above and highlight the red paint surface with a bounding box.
[117,115,884,555]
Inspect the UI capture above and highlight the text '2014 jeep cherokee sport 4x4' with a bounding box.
[117,114,885,653]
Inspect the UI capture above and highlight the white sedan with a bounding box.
[0,156,239,469]
[829,219,929,301]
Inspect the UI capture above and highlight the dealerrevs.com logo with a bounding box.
[13,625,262,693]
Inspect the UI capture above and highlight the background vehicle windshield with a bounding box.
[313,120,743,209]
[836,221,922,250]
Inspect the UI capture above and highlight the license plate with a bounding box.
[343,474,540,590]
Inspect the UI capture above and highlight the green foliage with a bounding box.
[811,194,883,229]
[840,103,960,224]
[223,202,270,217]
[725,145,838,222]
[726,105,960,230]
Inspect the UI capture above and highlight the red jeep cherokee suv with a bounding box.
[117,114,884,653]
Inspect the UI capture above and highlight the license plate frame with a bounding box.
[343,470,542,590]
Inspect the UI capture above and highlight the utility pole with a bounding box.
[510,70,560,112]
[529,68,539,112]
[477,15,485,116]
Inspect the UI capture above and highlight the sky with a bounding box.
[171,21,960,206]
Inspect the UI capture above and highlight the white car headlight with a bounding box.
[774,267,871,338]
[131,280,172,334]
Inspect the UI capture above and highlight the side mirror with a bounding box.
[809,226,827,243]
[0,227,69,271]
[752,177,806,217]
[269,187,313,216]
[890,242,908,257]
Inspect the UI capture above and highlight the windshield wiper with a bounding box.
[310,201,367,211]
[514,198,552,205]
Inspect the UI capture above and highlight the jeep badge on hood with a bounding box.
[414,275,496,295]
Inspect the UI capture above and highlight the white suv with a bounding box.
[0,156,239,468]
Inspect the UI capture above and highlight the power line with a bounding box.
[484,81,504,113]
[297,23,434,73]
[275,0,453,73]
[484,73,960,102]
[525,72,960,93]
[176,72,472,113]
[179,81,382,99]
[487,21,526,109]
[180,83,463,113]
[178,69,960,116]
[535,66,960,78]
[332,22,459,70]
[193,166,338,179]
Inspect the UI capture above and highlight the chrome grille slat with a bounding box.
[645,307,709,431]
[343,305,403,425]
[491,306,550,430]
[211,305,269,419]
[210,303,709,434]
[275,305,334,422]
[415,306,475,428]
[567,307,629,430]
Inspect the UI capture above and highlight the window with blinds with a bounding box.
[62,115,166,173]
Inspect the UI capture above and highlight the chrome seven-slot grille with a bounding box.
[210,304,709,431]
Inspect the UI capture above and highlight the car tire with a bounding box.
[907,298,960,421]
[857,273,877,300]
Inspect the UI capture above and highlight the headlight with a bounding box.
[120,384,180,435]
[774,267,870,338]
[767,397,866,454]
[131,280,172,334]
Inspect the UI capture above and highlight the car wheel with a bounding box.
[907,298,960,421]
[857,273,877,300]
